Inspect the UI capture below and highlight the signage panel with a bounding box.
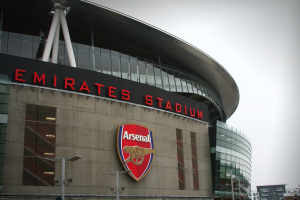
[117,124,155,181]
[0,54,209,122]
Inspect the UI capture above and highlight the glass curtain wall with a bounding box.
[0,75,10,193]
[210,121,252,199]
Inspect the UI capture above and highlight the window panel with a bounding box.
[112,55,121,78]
[154,66,163,89]
[174,71,183,92]
[146,62,155,86]
[161,68,170,91]
[0,36,8,54]
[138,60,146,83]
[101,51,111,75]
[20,40,32,59]
[78,49,90,70]
[168,70,176,92]
[129,57,138,82]
[121,55,129,80]
[8,38,20,56]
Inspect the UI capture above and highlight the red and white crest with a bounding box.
[117,124,155,181]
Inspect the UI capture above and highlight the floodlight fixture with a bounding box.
[67,155,82,162]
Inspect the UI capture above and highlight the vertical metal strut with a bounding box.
[42,4,76,67]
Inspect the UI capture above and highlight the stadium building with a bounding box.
[0,0,251,199]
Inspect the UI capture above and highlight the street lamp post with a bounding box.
[104,170,131,200]
[50,155,82,200]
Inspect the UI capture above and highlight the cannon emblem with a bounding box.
[123,146,155,165]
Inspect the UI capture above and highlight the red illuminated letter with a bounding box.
[165,101,172,111]
[197,110,203,119]
[15,69,26,82]
[95,83,104,95]
[184,106,187,114]
[175,103,181,113]
[190,108,195,117]
[64,78,75,90]
[156,97,163,108]
[33,72,45,85]
[108,86,117,98]
[79,81,90,93]
[145,95,153,105]
[122,89,130,100]
[53,75,57,87]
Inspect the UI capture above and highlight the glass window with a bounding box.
[101,50,111,75]
[226,155,232,161]
[146,62,155,86]
[180,74,188,92]
[112,54,121,78]
[121,54,129,80]
[8,38,20,56]
[78,49,90,70]
[92,47,101,72]
[221,153,226,160]
[129,56,138,82]
[138,60,146,83]
[161,67,170,91]
[168,70,176,92]
[190,77,198,94]
[0,34,8,54]
[154,66,163,89]
[185,76,194,93]
[174,71,182,92]
[20,40,32,59]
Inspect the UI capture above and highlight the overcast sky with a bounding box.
[91,0,300,189]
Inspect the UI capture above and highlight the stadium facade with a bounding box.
[0,0,251,199]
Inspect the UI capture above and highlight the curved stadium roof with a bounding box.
[1,0,239,119]
[81,0,240,119]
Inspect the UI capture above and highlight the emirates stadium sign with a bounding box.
[117,124,155,181]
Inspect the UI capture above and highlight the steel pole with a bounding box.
[230,170,234,200]
[51,18,60,64]
[62,158,65,200]
[59,9,76,67]
[42,9,60,62]
[116,171,119,200]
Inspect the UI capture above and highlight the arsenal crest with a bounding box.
[117,124,155,181]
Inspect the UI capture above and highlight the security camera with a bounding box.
[53,178,59,186]
[68,178,73,184]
